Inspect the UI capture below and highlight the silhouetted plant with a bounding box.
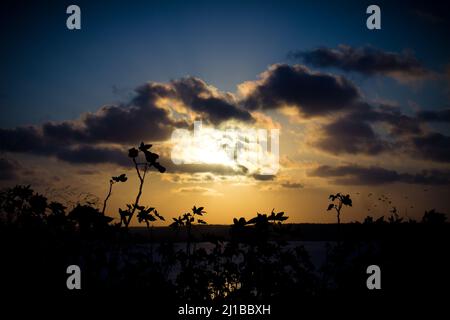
[231,209,288,243]
[101,173,127,215]
[422,209,447,224]
[136,205,165,261]
[119,142,166,228]
[327,193,352,242]
[46,201,68,228]
[327,193,352,225]
[137,206,165,228]
[171,205,207,256]
[363,215,374,224]
[224,209,320,300]
[388,207,403,224]
[68,204,113,233]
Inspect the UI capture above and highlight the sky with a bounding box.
[1,0,450,225]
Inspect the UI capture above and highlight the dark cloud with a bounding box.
[315,106,450,163]
[291,45,431,80]
[417,108,450,122]
[242,64,360,117]
[0,125,130,167]
[0,158,18,180]
[55,145,129,166]
[172,77,253,124]
[314,102,424,156]
[0,126,131,166]
[252,174,276,181]
[281,181,303,189]
[316,116,391,155]
[378,110,423,136]
[44,83,183,145]
[77,169,97,175]
[310,164,450,185]
[348,103,423,136]
[412,133,450,162]
[0,126,48,154]
[164,162,244,176]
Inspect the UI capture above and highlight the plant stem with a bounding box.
[125,159,147,228]
[336,201,342,243]
[101,180,113,216]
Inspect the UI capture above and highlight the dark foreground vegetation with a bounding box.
[0,143,448,313]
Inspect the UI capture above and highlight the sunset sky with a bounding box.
[1,0,449,225]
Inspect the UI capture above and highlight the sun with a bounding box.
[170,124,235,167]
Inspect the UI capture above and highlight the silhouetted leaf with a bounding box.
[128,148,139,158]
[247,217,258,224]
[144,151,159,163]
[154,162,166,173]
[139,142,152,151]
[154,210,165,221]
[276,211,285,218]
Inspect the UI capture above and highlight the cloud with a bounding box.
[412,133,450,163]
[77,169,97,175]
[252,174,276,181]
[171,77,253,124]
[0,126,131,166]
[310,164,450,185]
[315,116,391,155]
[0,82,184,167]
[240,64,360,117]
[349,103,423,136]
[55,145,129,166]
[43,84,184,145]
[417,108,450,122]
[164,162,245,176]
[313,103,424,156]
[291,45,432,82]
[0,126,48,154]
[313,104,450,162]
[1,65,447,176]
[0,158,18,180]
[280,181,304,189]
[173,186,223,197]
[447,65,450,89]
